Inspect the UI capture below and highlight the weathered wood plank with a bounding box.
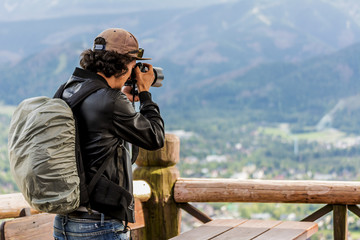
[253,221,318,240]
[128,198,145,230]
[0,180,151,219]
[128,198,146,240]
[0,193,39,219]
[169,219,246,240]
[211,219,282,240]
[0,198,145,240]
[301,204,333,222]
[333,205,348,240]
[178,203,212,223]
[348,205,360,218]
[2,213,55,240]
[174,178,360,204]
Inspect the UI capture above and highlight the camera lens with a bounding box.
[152,67,164,87]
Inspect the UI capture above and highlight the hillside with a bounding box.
[148,41,360,138]
[1,0,360,134]
[2,0,360,73]
[2,40,360,137]
[2,0,360,65]
[2,0,360,182]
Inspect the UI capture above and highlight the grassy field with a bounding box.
[258,124,358,145]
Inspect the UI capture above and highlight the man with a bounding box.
[53,28,165,240]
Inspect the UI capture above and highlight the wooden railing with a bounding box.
[174,178,360,239]
[174,178,360,204]
[0,181,151,239]
[0,180,151,219]
[134,134,360,240]
[1,134,360,240]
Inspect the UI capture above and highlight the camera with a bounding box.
[127,63,164,96]
[130,62,164,87]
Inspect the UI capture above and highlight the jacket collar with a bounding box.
[71,67,110,87]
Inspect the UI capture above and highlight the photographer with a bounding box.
[53,28,165,240]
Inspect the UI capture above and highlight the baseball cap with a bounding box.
[93,28,151,60]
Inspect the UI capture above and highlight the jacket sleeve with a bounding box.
[112,91,165,150]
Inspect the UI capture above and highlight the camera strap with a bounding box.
[131,80,136,109]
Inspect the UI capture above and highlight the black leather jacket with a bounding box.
[62,68,165,221]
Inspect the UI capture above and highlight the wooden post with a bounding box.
[333,205,348,240]
[133,134,181,240]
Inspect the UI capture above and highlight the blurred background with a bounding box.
[1,0,360,238]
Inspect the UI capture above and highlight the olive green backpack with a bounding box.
[8,81,105,214]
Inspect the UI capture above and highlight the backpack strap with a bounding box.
[54,79,133,220]
[53,83,66,99]
[53,79,107,109]
[53,78,110,207]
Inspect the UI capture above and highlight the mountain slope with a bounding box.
[2,0,360,134]
[161,42,360,131]
[2,0,360,67]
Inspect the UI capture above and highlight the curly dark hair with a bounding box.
[80,37,136,78]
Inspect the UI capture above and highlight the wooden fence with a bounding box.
[1,134,360,239]
[134,134,360,240]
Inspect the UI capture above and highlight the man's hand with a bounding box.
[121,86,139,102]
[134,63,154,93]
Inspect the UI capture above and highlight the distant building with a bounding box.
[206,155,227,163]
[253,170,265,179]
[166,130,194,139]
[251,213,271,220]
[183,156,199,163]
[313,173,336,180]
[231,172,249,179]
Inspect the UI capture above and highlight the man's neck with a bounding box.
[97,72,124,89]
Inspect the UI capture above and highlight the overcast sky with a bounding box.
[0,0,237,21]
